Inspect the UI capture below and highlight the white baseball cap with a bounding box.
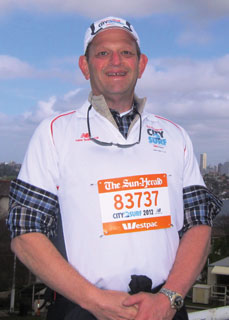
[84,16,140,54]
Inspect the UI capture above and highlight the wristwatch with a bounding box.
[159,287,184,311]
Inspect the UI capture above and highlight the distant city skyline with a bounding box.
[1,153,229,168]
[199,151,229,176]
[2,155,229,169]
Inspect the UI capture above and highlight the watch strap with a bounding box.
[159,287,184,311]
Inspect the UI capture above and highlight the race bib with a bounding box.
[97,174,171,236]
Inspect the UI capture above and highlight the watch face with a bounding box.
[174,296,184,310]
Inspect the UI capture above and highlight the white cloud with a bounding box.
[63,88,82,100]
[23,96,58,123]
[21,87,88,124]
[138,55,229,97]
[190,0,229,20]
[0,0,174,16]
[0,55,84,83]
[0,55,35,79]
[0,88,85,162]
[136,54,229,164]
[1,0,229,20]
[177,30,212,46]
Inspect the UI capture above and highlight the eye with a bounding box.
[96,51,109,57]
[122,50,134,57]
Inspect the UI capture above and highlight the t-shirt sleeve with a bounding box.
[7,117,60,239]
[18,117,60,194]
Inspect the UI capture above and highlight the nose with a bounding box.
[110,51,121,65]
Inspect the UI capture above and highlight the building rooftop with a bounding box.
[209,256,229,267]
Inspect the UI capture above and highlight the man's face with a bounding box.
[79,29,147,99]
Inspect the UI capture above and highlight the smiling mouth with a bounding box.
[107,72,126,76]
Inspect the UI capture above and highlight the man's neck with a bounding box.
[95,93,134,114]
[89,92,147,130]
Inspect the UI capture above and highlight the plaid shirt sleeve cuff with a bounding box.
[6,179,59,239]
[179,185,223,238]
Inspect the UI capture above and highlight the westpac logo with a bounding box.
[122,221,158,230]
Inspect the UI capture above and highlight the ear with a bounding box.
[78,55,90,80]
[138,54,148,79]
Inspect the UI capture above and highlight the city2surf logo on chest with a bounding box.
[146,126,167,152]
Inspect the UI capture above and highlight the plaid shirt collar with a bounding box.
[110,105,138,138]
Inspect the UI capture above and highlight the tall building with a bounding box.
[218,163,223,175]
[221,162,229,176]
[200,153,207,174]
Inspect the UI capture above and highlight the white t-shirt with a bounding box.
[19,100,205,291]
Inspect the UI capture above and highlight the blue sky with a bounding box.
[0,0,229,166]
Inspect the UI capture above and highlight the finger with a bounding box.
[118,305,138,320]
[122,293,142,307]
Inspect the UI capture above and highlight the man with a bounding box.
[7,17,222,320]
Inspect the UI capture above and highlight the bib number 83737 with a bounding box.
[114,191,158,210]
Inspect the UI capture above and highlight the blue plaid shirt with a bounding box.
[110,107,138,138]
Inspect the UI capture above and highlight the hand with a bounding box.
[88,289,138,320]
[123,292,176,320]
